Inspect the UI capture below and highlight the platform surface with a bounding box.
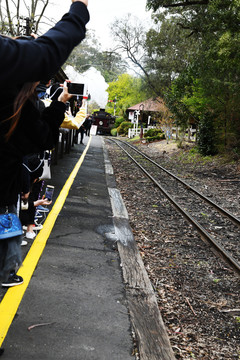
[1,136,134,360]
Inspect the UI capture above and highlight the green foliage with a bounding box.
[213,279,221,284]
[188,147,199,156]
[145,0,240,154]
[106,73,148,116]
[117,121,133,136]
[165,78,192,130]
[145,134,165,143]
[109,0,240,154]
[144,17,198,91]
[198,113,217,156]
[147,0,210,12]
[110,128,118,137]
[144,128,165,142]
[144,128,164,138]
[114,117,125,128]
[174,145,221,166]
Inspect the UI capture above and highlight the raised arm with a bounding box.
[72,0,88,4]
[0,1,89,84]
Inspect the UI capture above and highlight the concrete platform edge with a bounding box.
[103,138,176,360]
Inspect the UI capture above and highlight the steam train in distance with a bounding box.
[91,109,115,135]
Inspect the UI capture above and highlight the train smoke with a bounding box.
[65,65,108,108]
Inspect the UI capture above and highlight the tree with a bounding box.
[106,73,147,116]
[147,0,237,36]
[110,15,162,98]
[144,16,199,89]
[87,100,99,115]
[147,0,209,11]
[65,30,127,83]
[143,0,240,154]
[0,0,51,36]
[198,112,216,156]
[110,13,198,99]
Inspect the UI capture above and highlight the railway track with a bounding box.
[109,138,240,277]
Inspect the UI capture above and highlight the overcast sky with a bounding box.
[47,0,152,49]
[45,1,152,107]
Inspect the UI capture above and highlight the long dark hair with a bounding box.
[5,82,38,141]
[1,33,38,141]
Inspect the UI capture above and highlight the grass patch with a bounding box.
[172,146,238,167]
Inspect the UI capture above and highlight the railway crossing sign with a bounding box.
[134,110,140,119]
[132,110,140,124]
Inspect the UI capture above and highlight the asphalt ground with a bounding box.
[0,135,134,360]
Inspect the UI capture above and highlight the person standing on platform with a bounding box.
[79,124,85,144]
[84,115,93,136]
[0,0,89,286]
[0,82,75,287]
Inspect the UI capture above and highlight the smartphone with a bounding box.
[44,185,54,201]
[67,83,84,96]
[65,101,70,111]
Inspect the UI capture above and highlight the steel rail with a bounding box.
[110,138,240,277]
[114,139,240,228]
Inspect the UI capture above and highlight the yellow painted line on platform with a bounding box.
[0,136,92,347]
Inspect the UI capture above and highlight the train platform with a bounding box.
[0,135,175,360]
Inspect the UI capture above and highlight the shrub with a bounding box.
[145,134,165,143]
[114,117,125,128]
[144,128,165,138]
[117,121,133,136]
[198,113,217,156]
[144,129,165,143]
[111,128,118,137]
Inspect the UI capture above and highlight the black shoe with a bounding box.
[2,274,24,287]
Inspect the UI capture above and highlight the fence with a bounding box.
[52,129,76,165]
[128,127,156,139]
[128,126,197,141]
[171,127,196,141]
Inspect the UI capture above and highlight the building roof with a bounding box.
[127,97,167,112]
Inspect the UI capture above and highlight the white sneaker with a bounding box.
[21,240,28,246]
[25,231,36,240]
[33,224,43,231]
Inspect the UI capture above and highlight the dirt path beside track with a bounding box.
[106,138,240,360]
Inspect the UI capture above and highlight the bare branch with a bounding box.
[5,0,14,35]
[35,0,49,33]
[16,0,20,34]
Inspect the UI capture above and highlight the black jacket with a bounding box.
[0,2,89,84]
[0,94,65,206]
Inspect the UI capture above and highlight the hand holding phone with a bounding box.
[67,82,84,96]
[58,82,72,103]
[44,185,54,201]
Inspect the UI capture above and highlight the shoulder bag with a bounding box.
[0,208,23,239]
